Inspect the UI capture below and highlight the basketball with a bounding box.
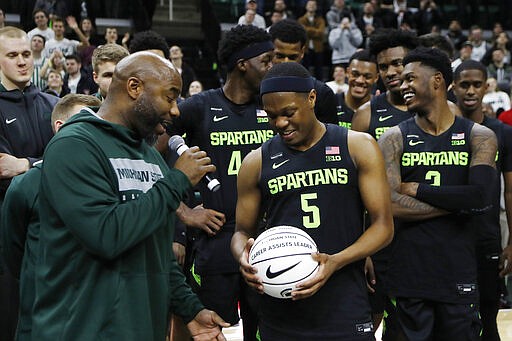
[249,226,319,299]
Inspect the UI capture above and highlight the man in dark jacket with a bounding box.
[0,26,58,341]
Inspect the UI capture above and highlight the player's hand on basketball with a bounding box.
[365,257,376,293]
[187,309,230,341]
[172,242,186,266]
[292,252,335,300]
[188,204,226,236]
[174,146,216,186]
[500,245,512,277]
[239,238,264,294]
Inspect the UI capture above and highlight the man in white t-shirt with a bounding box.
[27,9,55,42]
[43,16,89,58]
[326,64,349,94]
[238,0,266,29]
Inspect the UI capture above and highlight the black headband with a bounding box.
[227,40,274,70]
[260,76,315,95]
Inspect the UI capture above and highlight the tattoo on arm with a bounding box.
[469,124,498,168]
[379,128,440,217]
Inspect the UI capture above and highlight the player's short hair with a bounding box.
[419,33,455,60]
[217,25,272,69]
[269,19,307,47]
[403,46,453,88]
[349,49,376,64]
[369,28,419,57]
[264,61,311,80]
[92,44,129,73]
[453,60,488,82]
[51,94,101,125]
[129,30,170,59]
[260,62,313,98]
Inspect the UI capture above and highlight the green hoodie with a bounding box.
[32,109,203,340]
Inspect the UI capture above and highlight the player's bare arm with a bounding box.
[469,123,498,168]
[293,131,393,300]
[501,171,512,276]
[378,126,446,220]
[351,100,371,132]
[231,148,264,294]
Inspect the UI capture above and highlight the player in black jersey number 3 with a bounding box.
[378,47,498,340]
[231,62,393,340]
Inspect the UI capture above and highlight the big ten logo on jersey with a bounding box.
[451,132,466,146]
[256,109,269,123]
[325,145,342,162]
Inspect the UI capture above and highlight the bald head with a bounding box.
[99,51,183,140]
[112,51,179,89]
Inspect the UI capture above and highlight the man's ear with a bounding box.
[126,77,142,99]
[237,59,247,72]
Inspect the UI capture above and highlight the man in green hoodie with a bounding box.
[32,52,229,340]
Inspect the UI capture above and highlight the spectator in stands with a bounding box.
[446,20,467,52]
[498,107,512,126]
[489,22,505,45]
[40,49,66,81]
[43,68,69,97]
[328,15,362,68]
[376,0,398,29]
[298,0,326,81]
[31,34,47,90]
[356,2,383,48]
[169,45,197,97]
[414,0,442,36]
[63,54,97,95]
[482,102,495,119]
[265,0,294,25]
[326,0,354,31]
[91,44,129,101]
[187,80,203,97]
[267,11,283,29]
[452,41,473,71]
[43,16,89,58]
[79,17,101,46]
[0,8,5,29]
[483,77,511,113]
[129,30,169,59]
[104,27,119,44]
[33,0,69,21]
[240,9,262,29]
[326,64,348,94]
[238,0,266,29]
[27,9,54,42]
[469,25,490,62]
[487,49,512,87]
[482,32,511,66]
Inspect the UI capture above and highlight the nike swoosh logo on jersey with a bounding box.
[266,261,301,279]
[378,115,393,122]
[409,140,424,146]
[272,159,290,169]
[5,118,16,124]
[213,115,229,122]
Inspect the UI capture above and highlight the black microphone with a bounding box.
[168,135,221,192]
